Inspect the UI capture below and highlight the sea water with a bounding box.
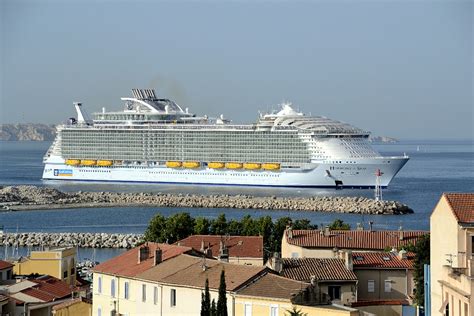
[0,140,472,260]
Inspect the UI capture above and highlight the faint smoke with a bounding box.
[148,75,189,106]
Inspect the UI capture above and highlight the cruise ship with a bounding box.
[42,89,409,188]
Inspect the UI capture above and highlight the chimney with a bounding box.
[218,240,229,262]
[269,252,282,273]
[399,226,404,240]
[205,247,213,257]
[154,248,162,266]
[398,249,407,260]
[218,248,229,262]
[138,245,149,264]
[344,251,353,270]
[287,225,293,239]
[368,221,374,232]
[200,240,205,252]
[324,225,330,237]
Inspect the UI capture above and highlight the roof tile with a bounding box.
[0,260,13,270]
[444,193,474,223]
[286,230,427,250]
[93,243,195,277]
[352,252,414,269]
[237,273,310,300]
[30,276,73,299]
[176,235,263,259]
[280,258,358,282]
[137,254,266,291]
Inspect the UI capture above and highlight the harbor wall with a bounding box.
[0,186,413,215]
[0,232,144,249]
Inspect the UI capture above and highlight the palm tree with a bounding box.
[286,306,307,316]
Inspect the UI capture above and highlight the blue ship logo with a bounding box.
[54,169,73,177]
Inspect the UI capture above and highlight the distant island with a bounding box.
[368,136,399,143]
[0,124,56,141]
[1,123,399,143]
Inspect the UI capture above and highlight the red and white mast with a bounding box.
[375,169,383,201]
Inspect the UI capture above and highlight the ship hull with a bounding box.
[42,157,408,188]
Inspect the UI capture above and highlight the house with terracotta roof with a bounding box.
[268,254,358,306]
[176,235,264,265]
[1,275,74,315]
[13,247,77,286]
[351,250,415,316]
[234,272,359,316]
[0,260,13,282]
[92,242,359,316]
[430,193,474,316]
[281,227,427,259]
[92,242,199,316]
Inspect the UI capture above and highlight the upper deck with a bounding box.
[71,89,369,138]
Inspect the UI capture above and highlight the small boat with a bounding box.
[166,161,182,168]
[243,163,261,170]
[183,161,200,168]
[262,163,280,170]
[208,162,225,169]
[65,159,80,166]
[226,162,243,169]
[97,160,113,167]
[80,160,97,166]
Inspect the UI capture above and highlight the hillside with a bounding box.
[0,124,56,141]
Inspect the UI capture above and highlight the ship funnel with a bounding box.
[73,102,86,124]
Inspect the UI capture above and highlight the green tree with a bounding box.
[226,219,243,235]
[201,278,211,316]
[144,214,167,242]
[241,215,258,236]
[285,306,307,316]
[293,219,317,230]
[211,214,228,235]
[217,270,228,316]
[413,234,430,306]
[272,217,293,253]
[195,217,211,235]
[210,299,217,316]
[329,219,351,230]
[165,212,195,243]
[256,216,274,260]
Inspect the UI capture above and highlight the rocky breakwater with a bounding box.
[0,232,144,248]
[0,185,414,214]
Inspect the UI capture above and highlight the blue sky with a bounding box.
[1,0,472,139]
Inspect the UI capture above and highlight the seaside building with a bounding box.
[430,193,474,316]
[0,260,14,282]
[1,275,74,315]
[267,256,358,306]
[234,272,358,316]
[281,228,427,259]
[175,235,264,265]
[92,243,200,316]
[12,247,77,286]
[92,242,359,315]
[351,250,415,316]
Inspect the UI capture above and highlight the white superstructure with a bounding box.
[42,89,408,188]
